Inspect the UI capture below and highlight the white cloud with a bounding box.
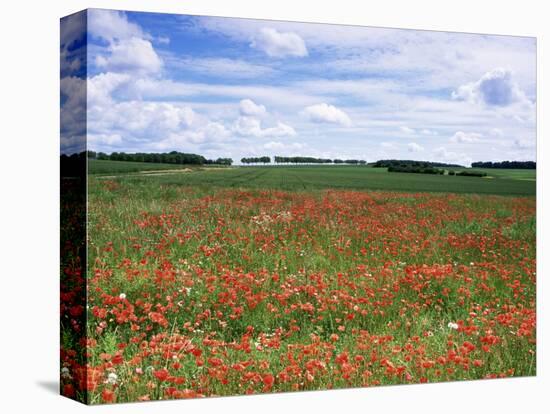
[450,131,482,143]
[95,37,163,75]
[232,116,296,138]
[88,10,163,75]
[239,99,266,117]
[87,72,131,107]
[302,103,352,127]
[88,100,197,145]
[408,142,424,152]
[452,68,530,107]
[490,128,504,137]
[400,126,415,134]
[60,75,87,154]
[88,96,232,152]
[250,28,308,58]
[88,9,146,43]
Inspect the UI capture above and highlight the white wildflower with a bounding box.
[106,372,118,385]
[61,367,72,379]
[448,322,459,330]
[119,293,126,300]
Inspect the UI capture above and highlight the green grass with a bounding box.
[88,159,205,175]
[453,168,536,181]
[100,165,535,196]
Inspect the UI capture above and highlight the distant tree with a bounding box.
[215,158,233,166]
[471,161,535,169]
[456,170,487,177]
[97,151,208,165]
[374,159,463,168]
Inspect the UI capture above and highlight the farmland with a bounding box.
[89,161,536,196]
[58,162,537,403]
[88,159,202,175]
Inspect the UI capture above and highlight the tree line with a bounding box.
[388,165,445,175]
[241,156,271,165]
[88,151,233,166]
[85,151,535,170]
[374,159,464,168]
[273,156,366,165]
[387,165,488,177]
[471,161,536,169]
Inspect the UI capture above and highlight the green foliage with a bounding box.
[388,165,444,174]
[373,159,463,168]
[456,170,488,177]
[472,161,536,169]
[241,156,271,164]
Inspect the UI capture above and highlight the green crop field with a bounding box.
[89,159,203,175]
[455,168,536,181]
[90,163,536,196]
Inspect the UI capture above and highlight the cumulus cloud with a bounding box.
[489,128,504,137]
[95,37,163,75]
[89,101,196,139]
[89,10,163,75]
[88,9,146,43]
[87,72,131,107]
[303,103,352,127]
[87,97,232,152]
[239,99,267,116]
[452,68,530,107]
[233,116,296,138]
[60,75,87,154]
[407,142,424,152]
[251,28,308,58]
[450,131,482,143]
[60,12,87,78]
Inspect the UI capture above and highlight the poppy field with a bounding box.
[59,172,536,404]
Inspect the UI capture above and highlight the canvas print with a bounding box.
[60,9,536,404]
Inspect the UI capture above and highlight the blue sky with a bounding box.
[61,9,537,165]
